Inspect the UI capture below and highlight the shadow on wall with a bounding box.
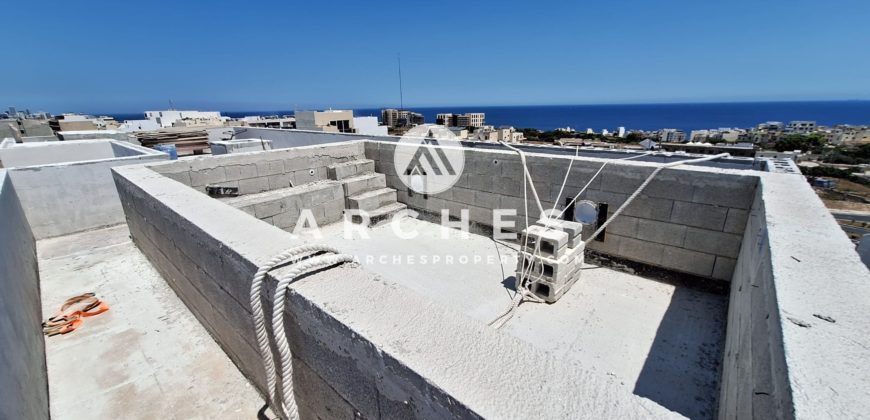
[633,287,728,419]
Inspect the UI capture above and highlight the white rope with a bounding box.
[249,244,341,419]
[271,253,356,419]
[499,142,546,217]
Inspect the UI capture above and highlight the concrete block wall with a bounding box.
[150,141,365,195]
[221,181,345,231]
[0,170,49,420]
[4,140,168,239]
[718,172,870,419]
[114,163,679,420]
[366,141,757,281]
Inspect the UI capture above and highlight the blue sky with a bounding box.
[4,0,870,113]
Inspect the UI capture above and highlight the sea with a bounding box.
[107,101,870,133]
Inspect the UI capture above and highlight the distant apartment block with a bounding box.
[295,110,355,133]
[381,109,424,128]
[49,114,99,132]
[239,115,296,129]
[658,128,686,143]
[436,112,485,128]
[825,125,870,146]
[785,120,817,134]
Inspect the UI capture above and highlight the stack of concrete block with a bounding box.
[328,158,407,225]
[517,218,585,303]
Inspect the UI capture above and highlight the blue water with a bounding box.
[108,101,870,133]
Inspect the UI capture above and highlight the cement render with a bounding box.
[0,170,49,420]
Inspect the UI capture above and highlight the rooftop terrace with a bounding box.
[1,130,868,419]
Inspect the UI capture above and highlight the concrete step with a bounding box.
[327,159,375,181]
[350,202,408,226]
[340,173,386,197]
[347,187,397,212]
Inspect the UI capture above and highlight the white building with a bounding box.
[118,119,160,132]
[144,110,224,128]
[352,116,388,136]
[617,127,626,138]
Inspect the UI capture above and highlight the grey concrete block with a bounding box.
[474,190,499,209]
[328,159,374,180]
[267,173,294,190]
[586,232,621,255]
[190,167,227,187]
[451,187,475,205]
[323,198,346,223]
[600,166,655,195]
[238,177,269,194]
[491,177,523,198]
[662,246,715,277]
[684,227,742,258]
[618,237,664,266]
[670,201,728,231]
[302,185,339,209]
[292,169,319,185]
[224,164,257,181]
[622,195,674,221]
[644,173,695,202]
[690,173,758,209]
[712,256,736,281]
[521,225,569,258]
[585,190,628,209]
[468,174,494,192]
[537,218,583,248]
[255,159,285,177]
[272,211,298,229]
[606,215,638,237]
[636,219,687,247]
[724,208,749,234]
[347,188,396,212]
[254,199,286,219]
[163,171,192,186]
[341,173,385,197]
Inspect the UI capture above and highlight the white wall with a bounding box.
[5,141,168,239]
[0,170,49,419]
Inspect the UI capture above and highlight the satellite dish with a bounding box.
[574,200,598,225]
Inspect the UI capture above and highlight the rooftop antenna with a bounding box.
[397,53,404,111]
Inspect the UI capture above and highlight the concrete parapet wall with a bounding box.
[222,181,345,230]
[719,173,870,419]
[0,170,48,419]
[150,141,365,195]
[208,127,402,150]
[366,141,756,281]
[113,163,680,419]
[4,140,168,239]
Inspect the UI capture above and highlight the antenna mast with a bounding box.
[397,54,404,111]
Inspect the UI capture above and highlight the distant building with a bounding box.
[49,114,98,132]
[353,116,388,136]
[617,127,626,138]
[756,150,802,162]
[660,141,755,157]
[658,128,686,143]
[381,109,424,128]
[144,110,224,128]
[447,127,468,139]
[639,139,658,150]
[239,116,295,129]
[118,119,161,132]
[471,125,523,143]
[435,112,485,128]
[785,120,817,134]
[826,125,870,146]
[295,110,355,133]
